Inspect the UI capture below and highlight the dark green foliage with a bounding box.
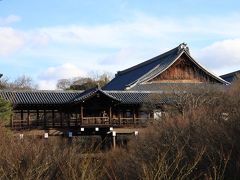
[0,97,12,124]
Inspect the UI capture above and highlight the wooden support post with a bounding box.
[27,109,30,128]
[67,113,70,127]
[52,110,55,127]
[60,112,63,127]
[43,109,46,127]
[133,107,136,127]
[118,110,121,125]
[21,110,23,120]
[80,106,83,125]
[36,109,39,126]
[75,113,78,126]
[109,106,112,125]
[20,110,24,128]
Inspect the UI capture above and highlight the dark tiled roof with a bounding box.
[72,88,121,102]
[0,89,165,106]
[106,91,165,104]
[220,70,240,83]
[103,43,228,90]
[129,83,228,92]
[103,45,180,90]
[0,90,82,105]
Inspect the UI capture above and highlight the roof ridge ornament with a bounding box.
[178,43,190,54]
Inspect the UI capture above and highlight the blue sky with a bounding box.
[1,0,240,89]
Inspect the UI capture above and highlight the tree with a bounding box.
[0,75,37,90]
[57,72,113,90]
[143,84,224,120]
[56,78,72,90]
[12,75,36,90]
[0,97,12,125]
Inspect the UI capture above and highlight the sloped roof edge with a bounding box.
[116,45,179,77]
[130,50,229,86]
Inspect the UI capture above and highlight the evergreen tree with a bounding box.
[0,97,12,125]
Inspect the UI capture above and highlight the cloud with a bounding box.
[0,27,25,56]
[26,13,240,48]
[195,39,240,75]
[2,12,240,87]
[38,63,87,90]
[0,15,21,25]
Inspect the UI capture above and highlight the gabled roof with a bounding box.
[220,70,240,83]
[72,87,121,103]
[103,43,229,90]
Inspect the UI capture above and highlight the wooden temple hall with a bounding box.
[0,43,229,136]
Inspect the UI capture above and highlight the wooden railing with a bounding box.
[11,116,150,130]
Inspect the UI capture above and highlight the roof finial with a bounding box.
[178,43,190,54]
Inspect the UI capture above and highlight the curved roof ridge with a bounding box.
[116,45,180,76]
[183,51,230,85]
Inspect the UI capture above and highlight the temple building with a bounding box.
[0,43,229,134]
[221,70,240,83]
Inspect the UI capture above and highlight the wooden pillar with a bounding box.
[60,112,63,127]
[133,107,136,126]
[118,110,121,125]
[52,110,55,127]
[21,110,23,120]
[75,113,78,126]
[109,106,112,124]
[20,110,23,129]
[80,105,83,125]
[27,109,30,128]
[36,109,39,126]
[67,113,70,127]
[43,109,46,127]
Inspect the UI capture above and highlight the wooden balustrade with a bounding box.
[10,116,150,130]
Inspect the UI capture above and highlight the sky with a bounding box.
[1,0,240,89]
